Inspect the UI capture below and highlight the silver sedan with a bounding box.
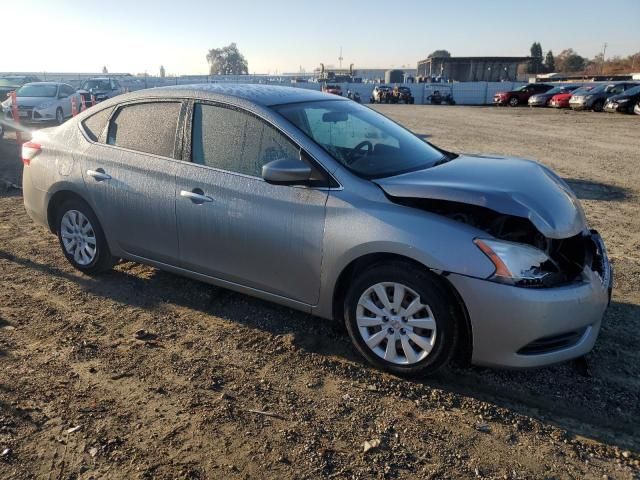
[2,82,80,126]
[21,85,612,376]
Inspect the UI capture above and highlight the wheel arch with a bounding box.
[330,252,473,364]
[47,189,92,233]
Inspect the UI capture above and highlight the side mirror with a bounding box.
[262,158,312,185]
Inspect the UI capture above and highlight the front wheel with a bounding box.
[56,198,116,274]
[508,96,519,107]
[344,262,458,376]
[593,100,605,112]
[55,107,64,125]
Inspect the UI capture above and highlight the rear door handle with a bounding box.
[87,169,111,181]
[180,189,213,204]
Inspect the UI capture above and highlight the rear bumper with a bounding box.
[448,234,612,368]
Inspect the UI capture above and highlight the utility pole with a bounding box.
[338,47,343,69]
[600,42,608,75]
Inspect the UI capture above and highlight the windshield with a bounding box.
[547,85,579,95]
[82,80,111,90]
[622,85,640,96]
[274,100,447,179]
[572,86,595,95]
[16,84,58,97]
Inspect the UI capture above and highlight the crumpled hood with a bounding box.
[374,154,587,239]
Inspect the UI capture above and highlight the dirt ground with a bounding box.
[0,106,639,479]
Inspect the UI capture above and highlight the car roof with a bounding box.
[86,77,112,81]
[118,84,347,107]
[24,81,64,86]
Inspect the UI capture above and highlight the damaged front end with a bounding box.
[390,197,611,292]
[373,154,611,292]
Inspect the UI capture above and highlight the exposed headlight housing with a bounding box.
[474,238,561,288]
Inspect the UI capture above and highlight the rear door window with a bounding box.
[107,102,182,158]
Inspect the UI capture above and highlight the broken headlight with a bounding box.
[474,238,561,287]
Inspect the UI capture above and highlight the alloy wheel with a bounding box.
[356,282,437,365]
[60,210,97,266]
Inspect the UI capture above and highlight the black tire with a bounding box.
[55,198,116,274]
[0,123,4,140]
[344,261,458,377]
[593,100,605,112]
[55,107,64,125]
[508,96,519,107]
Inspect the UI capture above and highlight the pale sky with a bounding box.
[5,0,639,75]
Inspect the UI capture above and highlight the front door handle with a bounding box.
[87,169,111,181]
[180,189,213,204]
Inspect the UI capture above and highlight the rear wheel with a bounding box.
[0,123,4,139]
[344,261,458,376]
[56,198,116,274]
[508,96,519,107]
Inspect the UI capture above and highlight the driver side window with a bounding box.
[191,103,301,177]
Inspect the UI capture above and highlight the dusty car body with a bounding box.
[21,84,612,376]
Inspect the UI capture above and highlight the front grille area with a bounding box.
[517,328,588,355]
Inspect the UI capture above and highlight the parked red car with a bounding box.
[549,85,594,109]
[321,84,342,96]
[493,83,553,106]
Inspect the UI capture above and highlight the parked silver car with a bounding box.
[1,82,80,125]
[21,85,612,376]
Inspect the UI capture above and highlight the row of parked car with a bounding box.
[0,75,125,138]
[493,81,640,114]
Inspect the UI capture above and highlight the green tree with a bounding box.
[428,49,451,58]
[160,65,166,78]
[206,43,249,75]
[556,49,586,72]
[528,42,544,73]
[544,50,555,72]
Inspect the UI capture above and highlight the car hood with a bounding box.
[11,96,57,108]
[607,93,631,102]
[552,93,573,99]
[373,154,587,239]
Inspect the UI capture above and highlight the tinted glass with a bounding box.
[83,107,113,142]
[17,84,58,97]
[275,100,446,179]
[107,102,181,158]
[192,103,300,177]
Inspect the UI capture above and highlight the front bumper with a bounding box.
[448,233,612,368]
[528,98,548,107]
[493,97,508,105]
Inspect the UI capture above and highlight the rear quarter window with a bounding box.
[82,107,113,142]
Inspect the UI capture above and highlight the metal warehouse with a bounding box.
[417,56,530,82]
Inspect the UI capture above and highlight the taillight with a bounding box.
[21,141,41,165]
